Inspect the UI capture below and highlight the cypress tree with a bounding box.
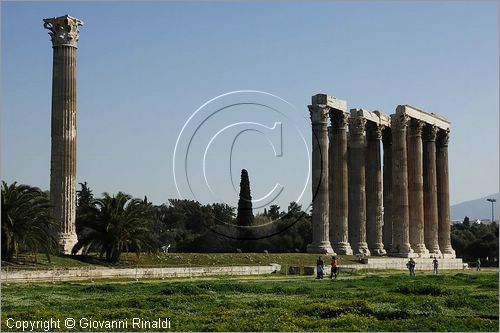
[237,169,254,226]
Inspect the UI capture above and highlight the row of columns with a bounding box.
[308,94,456,258]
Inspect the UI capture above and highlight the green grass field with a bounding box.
[2,271,498,332]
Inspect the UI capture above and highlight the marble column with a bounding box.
[307,104,335,254]
[348,114,370,255]
[437,129,456,258]
[423,125,441,256]
[390,111,413,257]
[365,122,386,255]
[382,128,393,253]
[329,110,352,255]
[408,119,430,257]
[43,15,83,254]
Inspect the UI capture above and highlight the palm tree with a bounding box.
[72,192,156,262]
[1,181,58,261]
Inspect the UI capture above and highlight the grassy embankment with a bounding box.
[1,271,498,331]
[1,253,362,270]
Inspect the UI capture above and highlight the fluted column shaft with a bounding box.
[365,122,386,255]
[44,15,83,254]
[390,111,413,256]
[382,129,393,252]
[408,119,429,257]
[423,125,441,255]
[348,115,370,255]
[329,111,352,255]
[437,129,456,258]
[307,104,334,254]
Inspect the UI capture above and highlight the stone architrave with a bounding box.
[437,129,456,258]
[389,109,414,257]
[329,110,353,255]
[423,125,442,256]
[382,128,393,252]
[307,102,335,254]
[348,113,370,255]
[408,119,430,257]
[365,122,386,255]
[43,15,83,254]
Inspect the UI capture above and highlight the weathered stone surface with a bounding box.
[348,111,370,255]
[365,122,386,256]
[44,15,83,254]
[389,110,414,257]
[437,129,456,258]
[311,94,347,112]
[43,15,83,48]
[329,110,352,255]
[401,105,449,130]
[408,119,430,257]
[382,128,393,252]
[423,125,442,256]
[307,102,334,254]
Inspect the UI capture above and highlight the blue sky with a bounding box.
[2,1,499,212]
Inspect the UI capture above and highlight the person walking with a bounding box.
[476,258,481,271]
[316,256,324,279]
[432,257,439,275]
[330,256,338,280]
[407,258,416,276]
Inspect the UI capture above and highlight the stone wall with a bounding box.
[1,264,281,283]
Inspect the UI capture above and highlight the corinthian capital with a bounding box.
[382,128,392,147]
[349,116,366,136]
[366,122,384,141]
[309,105,330,125]
[391,113,409,131]
[409,119,424,137]
[437,128,450,147]
[330,110,350,130]
[422,124,438,142]
[43,15,84,48]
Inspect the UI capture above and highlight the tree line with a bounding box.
[1,179,312,262]
[2,179,498,265]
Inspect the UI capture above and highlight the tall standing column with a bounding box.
[423,125,441,256]
[307,103,335,254]
[348,113,370,255]
[329,110,352,255]
[437,129,456,258]
[408,119,430,257]
[382,128,393,252]
[365,122,386,255]
[44,15,83,254]
[390,110,413,257]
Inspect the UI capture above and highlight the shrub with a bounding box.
[394,284,449,296]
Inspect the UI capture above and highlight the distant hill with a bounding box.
[451,193,500,221]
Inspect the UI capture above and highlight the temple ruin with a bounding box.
[308,94,456,258]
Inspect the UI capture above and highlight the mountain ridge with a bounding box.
[451,192,499,221]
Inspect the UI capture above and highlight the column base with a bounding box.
[426,245,442,257]
[440,252,456,259]
[307,242,335,254]
[369,243,387,256]
[440,246,456,259]
[354,242,371,256]
[332,242,353,255]
[58,232,78,255]
[412,243,431,258]
[389,242,414,257]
